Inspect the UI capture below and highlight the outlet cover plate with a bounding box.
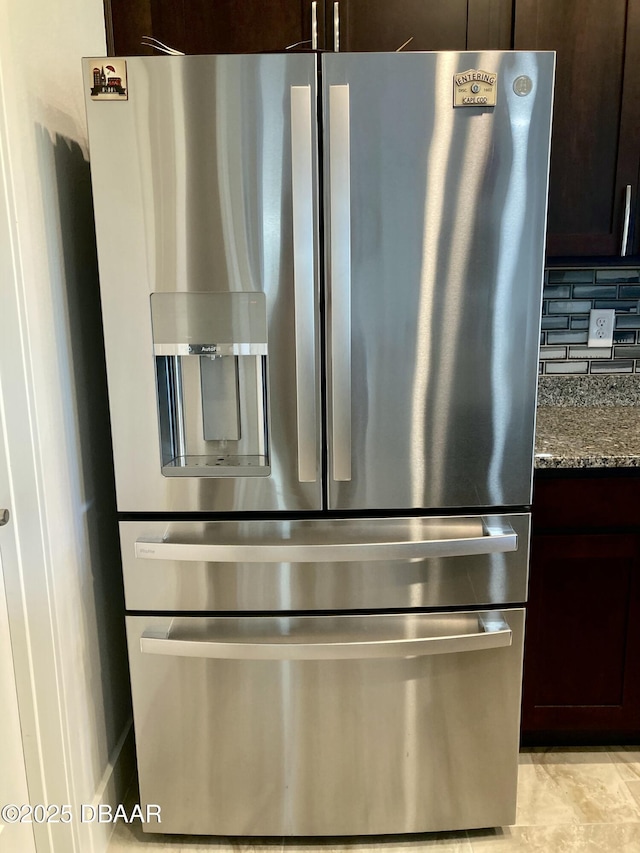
[588,309,615,348]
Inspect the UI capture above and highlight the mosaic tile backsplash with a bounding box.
[540,268,640,375]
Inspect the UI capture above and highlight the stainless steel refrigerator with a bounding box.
[83,51,554,836]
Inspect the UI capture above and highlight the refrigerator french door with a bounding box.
[83,50,554,835]
[323,53,552,510]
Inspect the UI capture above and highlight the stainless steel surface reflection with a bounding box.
[84,54,322,512]
[120,514,529,611]
[84,52,553,514]
[322,52,554,510]
[127,609,525,835]
[84,51,553,838]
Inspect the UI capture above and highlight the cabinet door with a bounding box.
[514,0,640,257]
[522,533,640,740]
[327,0,511,51]
[108,1,325,55]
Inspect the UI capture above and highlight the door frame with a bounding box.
[0,54,77,853]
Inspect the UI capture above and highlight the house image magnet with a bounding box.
[90,59,128,101]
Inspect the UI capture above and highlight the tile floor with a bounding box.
[108,747,640,853]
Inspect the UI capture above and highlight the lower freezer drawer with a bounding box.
[126,608,525,836]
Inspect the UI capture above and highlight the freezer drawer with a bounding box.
[120,514,530,612]
[127,609,525,835]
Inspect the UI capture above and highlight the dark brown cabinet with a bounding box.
[328,0,511,52]
[106,1,326,56]
[105,0,511,57]
[522,473,640,743]
[514,0,640,258]
[327,0,467,52]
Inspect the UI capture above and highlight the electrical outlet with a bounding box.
[587,309,615,348]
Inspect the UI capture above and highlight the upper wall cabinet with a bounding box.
[107,1,326,55]
[514,0,640,258]
[326,0,511,52]
[106,0,511,56]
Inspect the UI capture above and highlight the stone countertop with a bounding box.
[535,406,640,468]
[535,376,640,469]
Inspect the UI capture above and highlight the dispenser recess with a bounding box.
[151,292,269,477]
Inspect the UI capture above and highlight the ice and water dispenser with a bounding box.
[151,292,270,476]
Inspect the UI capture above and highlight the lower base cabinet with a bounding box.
[521,473,640,744]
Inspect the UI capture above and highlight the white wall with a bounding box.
[0,1,133,850]
[0,549,35,853]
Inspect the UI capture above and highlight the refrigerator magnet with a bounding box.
[453,69,497,108]
[89,59,128,101]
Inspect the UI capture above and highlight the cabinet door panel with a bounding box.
[108,0,154,56]
[332,0,468,51]
[183,0,318,53]
[108,1,324,55]
[515,0,640,257]
[467,0,513,50]
[522,533,640,738]
[533,475,640,529]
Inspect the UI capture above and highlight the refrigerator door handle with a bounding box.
[329,84,352,482]
[140,613,512,660]
[291,85,318,483]
[134,519,517,562]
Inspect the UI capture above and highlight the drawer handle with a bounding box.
[140,614,512,661]
[135,520,517,563]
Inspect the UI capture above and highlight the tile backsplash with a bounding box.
[540,267,640,374]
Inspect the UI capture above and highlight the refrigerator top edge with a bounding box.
[83,50,555,59]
